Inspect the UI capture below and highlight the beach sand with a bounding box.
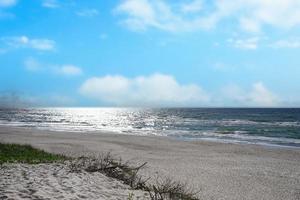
[1,126,300,200]
[0,163,149,200]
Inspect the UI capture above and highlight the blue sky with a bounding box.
[0,0,300,107]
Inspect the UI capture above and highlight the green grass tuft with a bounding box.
[0,143,67,164]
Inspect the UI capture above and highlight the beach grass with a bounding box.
[0,143,67,164]
[69,153,199,200]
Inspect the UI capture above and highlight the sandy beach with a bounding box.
[0,163,149,200]
[1,126,300,200]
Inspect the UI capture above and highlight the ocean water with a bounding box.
[0,108,300,148]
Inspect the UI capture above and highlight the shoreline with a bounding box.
[179,136,300,149]
[1,126,300,200]
[1,123,299,149]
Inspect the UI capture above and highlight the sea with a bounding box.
[0,108,300,148]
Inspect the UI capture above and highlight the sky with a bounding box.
[0,0,300,107]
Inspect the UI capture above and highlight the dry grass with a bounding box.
[68,152,199,200]
[68,152,148,189]
[145,177,199,200]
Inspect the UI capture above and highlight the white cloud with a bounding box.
[56,65,83,76]
[0,0,16,20]
[249,82,279,107]
[271,39,300,49]
[115,0,300,33]
[42,0,59,8]
[114,0,213,32]
[23,58,82,76]
[2,36,55,51]
[181,0,203,13]
[30,39,55,50]
[114,0,157,31]
[76,9,99,17]
[24,57,42,72]
[227,37,259,50]
[0,0,16,7]
[227,37,300,49]
[80,74,282,107]
[239,17,261,33]
[79,73,210,107]
[215,0,300,32]
[222,82,279,107]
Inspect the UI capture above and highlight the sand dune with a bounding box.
[0,163,148,200]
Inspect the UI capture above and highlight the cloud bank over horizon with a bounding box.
[0,73,290,108]
[79,73,279,107]
[79,73,210,107]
